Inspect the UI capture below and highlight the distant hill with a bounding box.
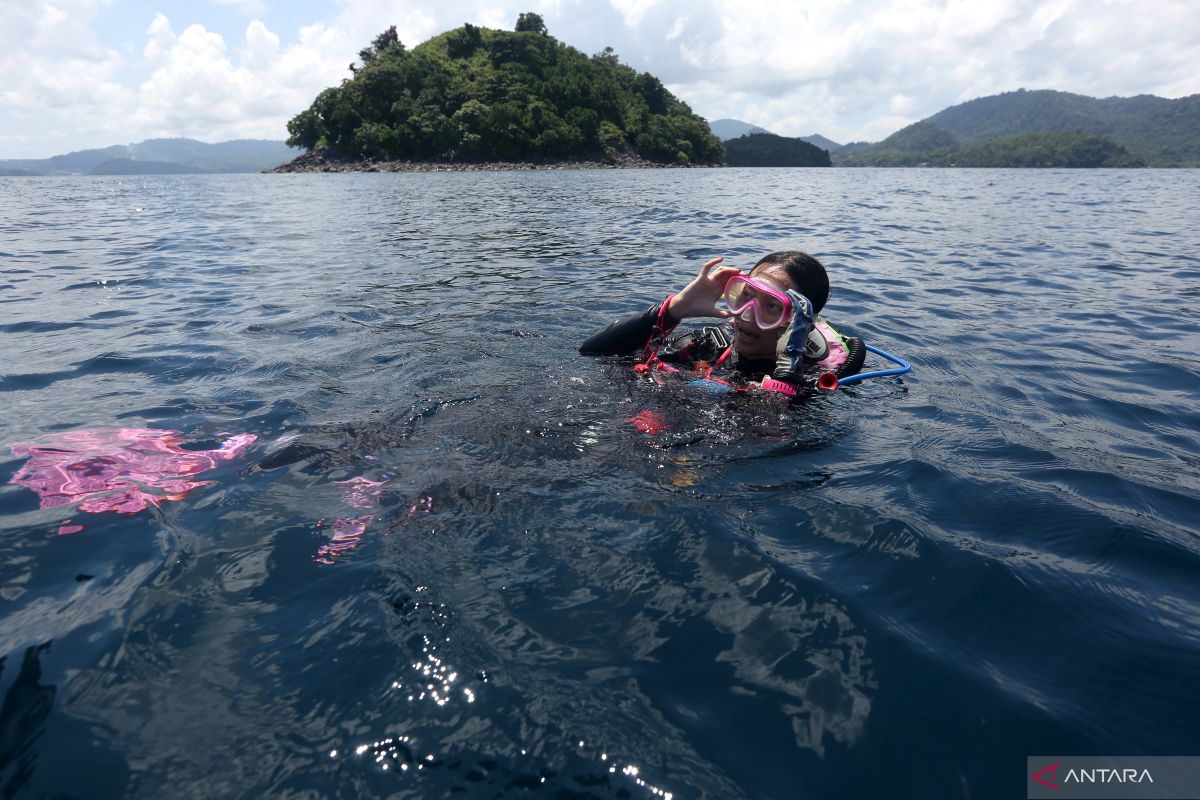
[89,158,207,175]
[843,130,1144,167]
[0,164,48,176]
[855,120,959,158]
[843,89,1200,167]
[724,133,831,167]
[799,133,842,152]
[929,90,1199,165]
[0,138,299,175]
[709,119,770,140]
[838,141,874,155]
[284,19,721,166]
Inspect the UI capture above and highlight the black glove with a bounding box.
[770,290,815,383]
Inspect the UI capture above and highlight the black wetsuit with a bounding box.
[579,301,776,383]
[581,301,868,392]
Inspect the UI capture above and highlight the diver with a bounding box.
[580,251,866,395]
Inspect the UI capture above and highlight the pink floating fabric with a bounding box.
[313,478,389,564]
[312,478,433,564]
[314,514,375,564]
[9,428,257,533]
[334,476,386,509]
[407,495,432,519]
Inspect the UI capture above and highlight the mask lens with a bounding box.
[721,278,751,313]
[753,293,787,328]
[723,275,790,329]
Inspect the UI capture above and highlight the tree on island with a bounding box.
[285,14,723,165]
[514,12,548,35]
[357,26,404,68]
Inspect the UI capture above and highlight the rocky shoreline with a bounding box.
[265,147,719,173]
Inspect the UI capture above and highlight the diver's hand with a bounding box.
[770,290,815,382]
[665,257,741,321]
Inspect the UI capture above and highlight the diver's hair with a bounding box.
[751,251,830,315]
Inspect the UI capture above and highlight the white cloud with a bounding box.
[609,0,659,29]
[129,15,347,142]
[241,20,280,69]
[889,94,916,115]
[0,0,453,156]
[622,0,1200,142]
[0,0,137,153]
[144,13,177,65]
[665,15,686,41]
[471,7,514,30]
[136,21,246,132]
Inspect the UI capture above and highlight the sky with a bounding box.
[2,0,1198,159]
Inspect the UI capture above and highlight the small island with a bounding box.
[273,14,723,172]
[723,133,832,167]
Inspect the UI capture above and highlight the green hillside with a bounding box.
[286,16,722,165]
[843,130,1144,168]
[872,120,960,154]
[847,89,1199,166]
[723,133,831,167]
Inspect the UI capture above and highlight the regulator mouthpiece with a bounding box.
[817,372,839,392]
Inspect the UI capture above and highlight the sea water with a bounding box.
[1,168,1198,799]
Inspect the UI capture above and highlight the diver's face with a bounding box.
[731,265,795,360]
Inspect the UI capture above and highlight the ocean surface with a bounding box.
[1,168,1198,799]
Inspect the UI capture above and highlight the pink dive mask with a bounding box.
[720,274,793,330]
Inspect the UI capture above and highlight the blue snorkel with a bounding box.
[830,344,912,386]
[690,343,912,394]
